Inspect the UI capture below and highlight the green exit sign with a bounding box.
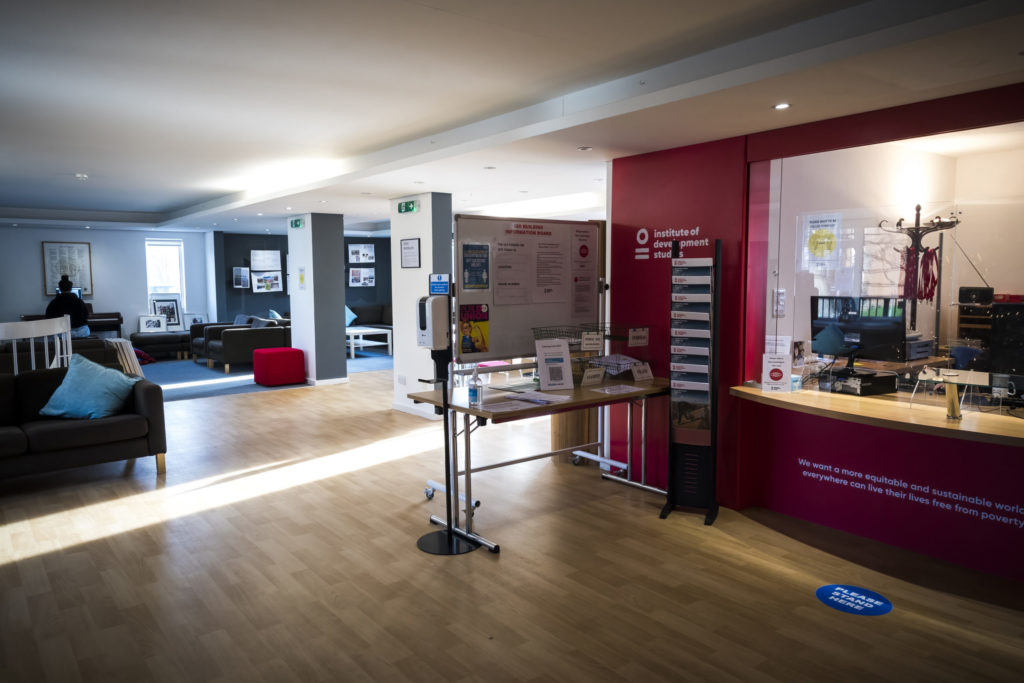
[289,218,304,229]
[398,200,419,214]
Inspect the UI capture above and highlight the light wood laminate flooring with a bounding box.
[1,370,1022,682]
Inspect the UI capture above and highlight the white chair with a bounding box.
[0,315,72,375]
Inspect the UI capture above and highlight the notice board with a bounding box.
[454,215,603,363]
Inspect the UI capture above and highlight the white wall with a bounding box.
[951,147,1024,323]
[0,226,208,334]
[390,194,444,418]
[770,144,957,344]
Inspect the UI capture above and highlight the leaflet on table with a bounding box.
[534,338,574,390]
[512,390,573,404]
[589,384,640,395]
[481,400,536,413]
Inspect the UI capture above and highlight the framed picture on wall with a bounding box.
[348,244,375,264]
[250,250,281,270]
[42,241,93,296]
[151,296,181,328]
[186,313,206,326]
[252,271,283,292]
[138,315,167,333]
[400,238,420,268]
[349,268,375,287]
[233,267,250,288]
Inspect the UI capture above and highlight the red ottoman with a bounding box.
[253,347,305,386]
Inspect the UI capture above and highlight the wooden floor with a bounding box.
[1,370,1022,682]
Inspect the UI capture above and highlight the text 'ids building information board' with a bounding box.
[453,215,602,363]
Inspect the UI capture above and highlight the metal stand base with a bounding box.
[416,530,478,555]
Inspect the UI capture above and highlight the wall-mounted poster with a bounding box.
[233,267,250,288]
[252,271,283,292]
[462,243,490,289]
[348,244,375,264]
[250,250,281,270]
[400,238,420,268]
[42,241,93,296]
[349,268,375,287]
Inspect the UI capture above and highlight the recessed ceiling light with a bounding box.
[74,173,89,181]
[520,190,529,194]
[212,222,218,226]
[413,181,425,184]
[285,206,292,211]
[361,192,372,196]
[319,199,328,203]
[84,226,91,229]
[577,146,593,152]
[233,218,238,221]
[483,166,496,170]
[773,102,791,110]
[257,212,264,216]
[266,229,271,233]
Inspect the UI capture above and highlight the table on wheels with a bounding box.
[407,377,669,552]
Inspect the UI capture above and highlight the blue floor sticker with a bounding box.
[816,584,893,615]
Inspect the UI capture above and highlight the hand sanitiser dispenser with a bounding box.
[417,295,450,350]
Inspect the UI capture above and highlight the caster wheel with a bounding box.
[424,487,435,500]
[572,456,582,466]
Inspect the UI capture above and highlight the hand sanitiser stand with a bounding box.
[415,286,480,556]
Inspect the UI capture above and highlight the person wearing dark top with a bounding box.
[45,275,91,338]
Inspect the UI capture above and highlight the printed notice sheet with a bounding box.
[535,338,573,390]
[494,239,531,305]
[535,240,568,304]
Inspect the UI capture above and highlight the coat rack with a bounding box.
[878,204,959,331]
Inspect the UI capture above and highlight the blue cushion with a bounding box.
[233,314,251,325]
[345,306,357,326]
[40,354,141,419]
[268,309,283,320]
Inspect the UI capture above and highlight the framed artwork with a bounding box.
[233,267,250,288]
[186,313,206,326]
[348,244,375,264]
[252,271,283,292]
[250,250,281,270]
[138,315,167,333]
[349,268,375,287]
[151,297,181,328]
[400,238,421,268]
[42,241,93,296]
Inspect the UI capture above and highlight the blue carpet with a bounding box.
[142,349,392,401]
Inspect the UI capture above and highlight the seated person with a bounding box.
[45,275,90,338]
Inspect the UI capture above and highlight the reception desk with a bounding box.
[730,385,1024,581]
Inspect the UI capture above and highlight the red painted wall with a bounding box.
[610,138,748,497]
[611,83,1024,579]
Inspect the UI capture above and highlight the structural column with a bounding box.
[287,212,347,384]
[390,192,452,417]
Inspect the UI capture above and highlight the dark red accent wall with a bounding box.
[611,83,1024,579]
[610,137,748,498]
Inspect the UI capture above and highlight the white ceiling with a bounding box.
[1,0,1022,235]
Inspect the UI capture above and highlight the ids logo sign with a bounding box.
[634,226,711,260]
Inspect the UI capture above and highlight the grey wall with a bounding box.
[215,232,291,321]
[343,236,392,308]
[0,226,209,335]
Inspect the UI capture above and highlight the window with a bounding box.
[145,239,185,301]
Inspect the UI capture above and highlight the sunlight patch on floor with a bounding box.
[0,425,442,565]
[162,373,255,389]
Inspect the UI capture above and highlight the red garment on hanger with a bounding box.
[918,247,938,301]
[903,247,917,301]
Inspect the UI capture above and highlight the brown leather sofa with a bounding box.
[204,319,290,373]
[0,367,166,479]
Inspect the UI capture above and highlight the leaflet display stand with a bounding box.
[661,239,720,524]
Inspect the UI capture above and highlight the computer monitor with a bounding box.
[54,286,83,298]
[810,296,907,364]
